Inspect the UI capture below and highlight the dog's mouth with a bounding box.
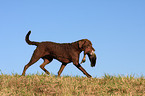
[87,51,96,67]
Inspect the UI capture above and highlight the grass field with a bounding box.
[0,73,144,96]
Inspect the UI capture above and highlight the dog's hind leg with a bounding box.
[40,57,53,75]
[57,63,67,77]
[22,49,42,75]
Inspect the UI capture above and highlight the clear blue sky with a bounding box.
[0,1,145,77]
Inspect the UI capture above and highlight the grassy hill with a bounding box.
[0,73,144,96]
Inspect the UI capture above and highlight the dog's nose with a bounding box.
[87,51,96,67]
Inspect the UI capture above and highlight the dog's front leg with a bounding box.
[80,53,86,64]
[57,63,67,77]
[74,63,92,78]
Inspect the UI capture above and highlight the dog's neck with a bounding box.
[71,41,83,53]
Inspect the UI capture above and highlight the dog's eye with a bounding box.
[87,44,90,47]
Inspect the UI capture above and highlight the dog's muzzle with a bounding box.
[87,50,96,67]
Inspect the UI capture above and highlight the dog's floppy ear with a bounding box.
[78,40,85,49]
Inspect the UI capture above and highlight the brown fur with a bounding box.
[22,31,96,78]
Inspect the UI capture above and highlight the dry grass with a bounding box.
[0,73,144,96]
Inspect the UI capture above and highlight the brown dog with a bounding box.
[22,31,96,78]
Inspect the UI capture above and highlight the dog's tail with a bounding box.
[25,31,39,46]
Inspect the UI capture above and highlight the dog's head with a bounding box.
[78,39,96,67]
